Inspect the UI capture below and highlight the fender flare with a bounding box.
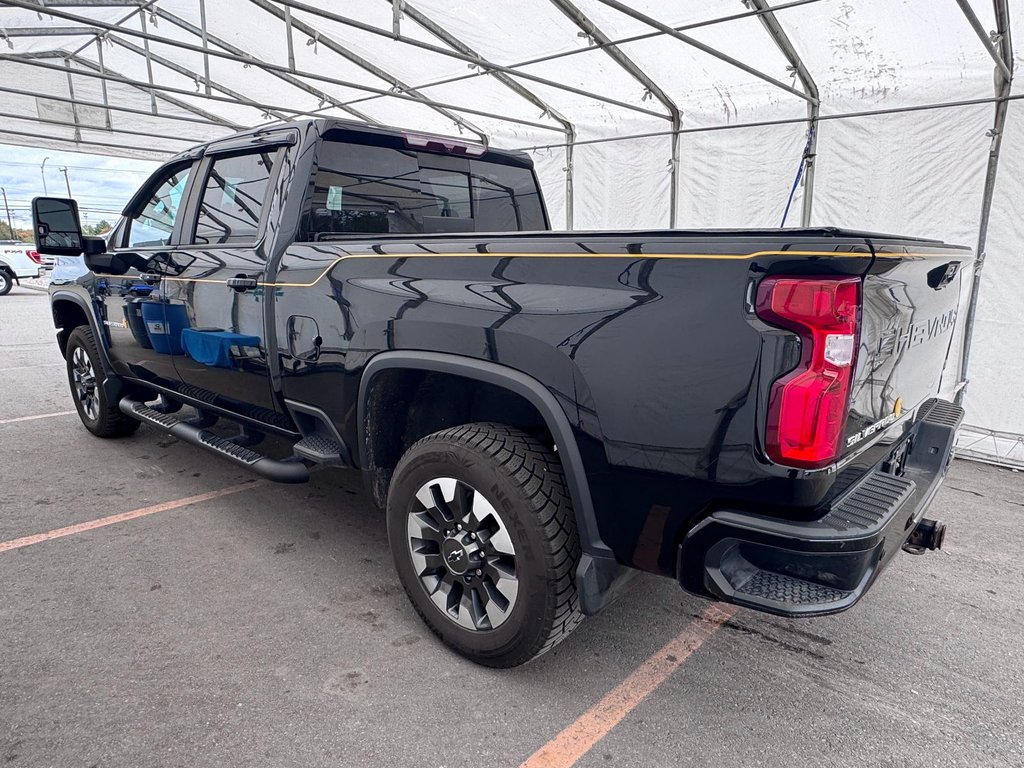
[357,350,627,615]
[50,289,123,401]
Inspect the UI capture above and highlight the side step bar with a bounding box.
[120,399,309,484]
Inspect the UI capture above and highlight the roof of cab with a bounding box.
[169,117,531,166]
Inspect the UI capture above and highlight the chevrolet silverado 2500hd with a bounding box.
[33,119,967,667]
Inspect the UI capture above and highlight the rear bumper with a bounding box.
[678,398,964,617]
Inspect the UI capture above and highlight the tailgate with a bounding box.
[844,244,971,453]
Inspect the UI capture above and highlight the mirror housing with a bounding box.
[83,236,107,256]
[32,197,85,256]
[84,248,134,276]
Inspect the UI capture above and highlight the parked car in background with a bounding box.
[0,240,47,295]
[0,239,53,268]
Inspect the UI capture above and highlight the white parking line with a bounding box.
[0,410,77,425]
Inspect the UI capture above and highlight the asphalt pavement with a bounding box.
[1,285,1022,767]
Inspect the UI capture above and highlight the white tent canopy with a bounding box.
[0,0,1020,465]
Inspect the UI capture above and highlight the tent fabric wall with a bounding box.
[0,0,1021,465]
[957,99,1024,466]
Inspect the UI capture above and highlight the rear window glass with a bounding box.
[193,150,276,245]
[301,141,545,240]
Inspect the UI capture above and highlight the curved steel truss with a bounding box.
[0,0,1013,273]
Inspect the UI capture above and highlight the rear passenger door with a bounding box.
[161,140,288,421]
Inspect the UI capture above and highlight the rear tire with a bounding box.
[0,269,12,296]
[387,422,583,667]
[66,326,140,438]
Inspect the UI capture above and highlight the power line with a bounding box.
[0,159,153,175]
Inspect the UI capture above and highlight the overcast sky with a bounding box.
[0,143,158,233]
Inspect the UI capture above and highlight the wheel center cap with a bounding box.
[442,538,470,575]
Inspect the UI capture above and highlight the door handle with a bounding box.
[226,274,259,292]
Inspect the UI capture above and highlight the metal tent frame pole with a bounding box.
[0,26,102,37]
[0,48,554,133]
[152,7,382,126]
[306,0,821,119]
[197,0,212,96]
[594,0,813,104]
[0,126,176,156]
[244,0,487,143]
[27,1,150,6]
[65,53,243,129]
[508,92,1024,151]
[748,0,820,227]
[956,0,1014,82]
[548,0,679,228]
[0,0,562,136]
[956,0,1014,406]
[0,108,206,143]
[0,54,293,125]
[7,48,243,130]
[261,0,669,122]
[104,34,295,123]
[398,1,579,227]
[0,83,230,130]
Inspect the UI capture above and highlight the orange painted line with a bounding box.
[0,480,265,554]
[0,410,77,425]
[520,602,738,768]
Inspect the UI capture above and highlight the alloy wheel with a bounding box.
[406,477,519,631]
[71,345,99,421]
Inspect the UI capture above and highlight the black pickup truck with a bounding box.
[34,118,967,667]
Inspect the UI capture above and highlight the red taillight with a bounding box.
[27,249,42,264]
[756,276,860,469]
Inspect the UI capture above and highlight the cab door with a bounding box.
[160,140,289,421]
[101,159,197,389]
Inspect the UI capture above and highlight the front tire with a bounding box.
[387,423,583,667]
[66,326,140,438]
[0,269,12,296]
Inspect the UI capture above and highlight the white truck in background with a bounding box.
[0,240,48,296]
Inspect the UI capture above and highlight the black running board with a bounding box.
[120,399,309,484]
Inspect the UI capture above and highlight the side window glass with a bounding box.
[193,151,276,245]
[470,161,547,231]
[304,143,420,238]
[127,165,191,249]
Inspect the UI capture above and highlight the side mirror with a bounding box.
[32,197,85,256]
[84,247,133,276]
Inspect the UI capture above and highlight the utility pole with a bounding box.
[59,166,72,197]
[40,156,50,195]
[0,187,13,238]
